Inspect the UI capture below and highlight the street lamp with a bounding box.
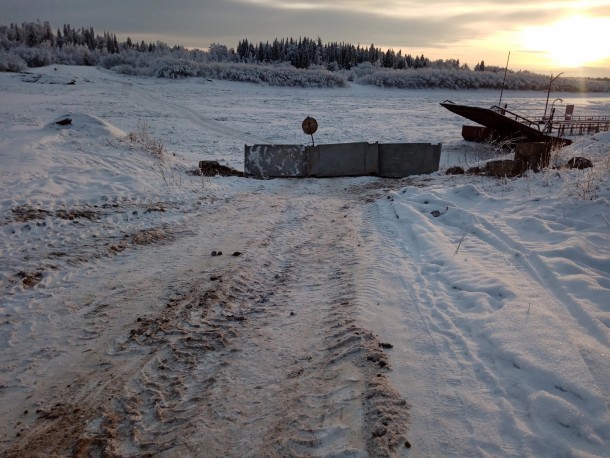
[544,98,563,133]
[551,98,563,112]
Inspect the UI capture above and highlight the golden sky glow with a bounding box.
[519,15,610,68]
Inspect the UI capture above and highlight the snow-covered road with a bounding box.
[2,176,412,457]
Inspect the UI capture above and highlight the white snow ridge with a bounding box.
[1,65,610,457]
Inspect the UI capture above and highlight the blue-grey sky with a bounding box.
[2,0,610,76]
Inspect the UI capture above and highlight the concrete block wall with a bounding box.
[244,142,441,178]
[379,143,442,178]
[244,144,307,178]
[307,142,379,177]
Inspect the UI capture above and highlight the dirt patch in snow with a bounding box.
[14,270,45,288]
[186,160,244,177]
[10,205,97,223]
[130,227,172,245]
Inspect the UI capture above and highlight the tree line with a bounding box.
[0,21,177,58]
[1,21,489,72]
[235,37,437,70]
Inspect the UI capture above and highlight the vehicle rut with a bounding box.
[3,178,411,458]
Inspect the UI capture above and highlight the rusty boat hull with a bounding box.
[440,101,572,146]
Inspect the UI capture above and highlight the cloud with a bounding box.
[1,0,473,48]
[2,0,608,74]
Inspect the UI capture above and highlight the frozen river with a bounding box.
[10,65,608,170]
[134,80,610,168]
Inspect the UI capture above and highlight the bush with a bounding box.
[10,45,53,68]
[193,63,346,87]
[0,50,27,72]
[152,58,197,78]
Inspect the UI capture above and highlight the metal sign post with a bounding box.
[302,116,318,146]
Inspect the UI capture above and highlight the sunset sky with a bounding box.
[3,0,610,77]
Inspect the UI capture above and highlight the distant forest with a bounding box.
[1,21,609,91]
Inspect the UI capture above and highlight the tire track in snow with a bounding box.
[388,200,530,456]
[356,198,479,457]
[4,179,410,457]
[434,204,610,348]
[415,194,610,399]
[368,189,609,456]
[190,180,409,457]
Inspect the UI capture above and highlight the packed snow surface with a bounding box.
[1,65,610,457]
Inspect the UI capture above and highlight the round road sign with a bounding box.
[302,116,318,135]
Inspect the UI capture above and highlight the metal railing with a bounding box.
[491,105,610,137]
[551,116,610,136]
[490,105,542,130]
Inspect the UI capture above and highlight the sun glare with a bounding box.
[520,15,610,67]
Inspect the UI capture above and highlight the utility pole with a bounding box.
[498,51,511,107]
[543,72,564,119]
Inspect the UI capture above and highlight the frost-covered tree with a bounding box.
[474,60,485,72]
[209,43,229,62]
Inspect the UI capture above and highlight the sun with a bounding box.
[520,15,610,67]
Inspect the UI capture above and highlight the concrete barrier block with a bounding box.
[244,144,307,178]
[379,143,442,177]
[307,142,379,177]
[244,142,441,179]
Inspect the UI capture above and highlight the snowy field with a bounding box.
[1,65,610,457]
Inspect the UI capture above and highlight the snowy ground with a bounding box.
[1,65,610,457]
